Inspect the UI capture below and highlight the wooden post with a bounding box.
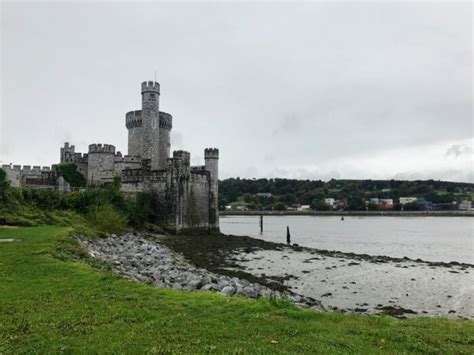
[260,215,263,233]
[286,226,291,245]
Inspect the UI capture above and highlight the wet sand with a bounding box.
[161,233,473,318]
[230,247,473,318]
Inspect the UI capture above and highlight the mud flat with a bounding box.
[161,234,474,319]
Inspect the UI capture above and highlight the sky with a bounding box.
[1,1,472,182]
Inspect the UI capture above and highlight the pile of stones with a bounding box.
[82,234,323,311]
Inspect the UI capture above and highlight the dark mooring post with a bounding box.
[286,226,291,245]
[259,215,263,233]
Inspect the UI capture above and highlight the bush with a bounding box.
[86,204,128,235]
[273,202,286,211]
[55,163,86,187]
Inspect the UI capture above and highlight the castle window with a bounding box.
[149,93,156,100]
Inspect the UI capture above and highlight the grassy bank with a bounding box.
[1,226,473,353]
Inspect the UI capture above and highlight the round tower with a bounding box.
[87,144,116,185]
[141,81,160,170]
[125,110,142,157]
[158,111,173,170]
[205,148,219,230]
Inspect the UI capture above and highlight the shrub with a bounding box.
[55,163,86,187]
[86,204,128,235]
[273,202,287,211]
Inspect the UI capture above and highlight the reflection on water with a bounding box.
[221,216,474,263]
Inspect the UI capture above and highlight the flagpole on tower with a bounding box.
[155,70,157,83]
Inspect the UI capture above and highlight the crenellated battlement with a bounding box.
[204,148,219,159]
[173,150,191,166]
[141,81,160,94]
[159,111,173,130]
[115,155,141,163]
[1,164,52,173]
[126,110,142,129]
[88,143,116,154]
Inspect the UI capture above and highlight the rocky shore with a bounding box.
[82,232,473,319]
[82,234,324,311]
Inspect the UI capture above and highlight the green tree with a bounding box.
[310,199,329,211]
[273,202,286,211]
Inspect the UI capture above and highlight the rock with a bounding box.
[240,287,259,298]
[200,283,219,291]
[220,286,236,296]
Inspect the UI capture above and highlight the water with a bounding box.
[221,216,474,264]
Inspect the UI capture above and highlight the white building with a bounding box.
[399,197,417,205]
[325,198,335,206]
[459,200,472,211]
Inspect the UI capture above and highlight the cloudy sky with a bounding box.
[1,1,472,182]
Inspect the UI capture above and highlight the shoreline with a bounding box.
[221,210,474,217]
[158,232,473,318]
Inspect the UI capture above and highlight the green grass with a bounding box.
[0,226,473,354]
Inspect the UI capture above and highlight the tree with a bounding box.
[310,199,329,211]
[273,202,286,211]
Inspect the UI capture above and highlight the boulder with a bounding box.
[220,286,236,296]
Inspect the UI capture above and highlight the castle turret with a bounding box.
[60,142,75,162]
[158,112,172,170]
[141,81,160,170]
[126,110,142,157]
[87,143,115,184]
[205,148,219,230]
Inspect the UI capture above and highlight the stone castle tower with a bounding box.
[126,81,172,171]
[6,80,220,233]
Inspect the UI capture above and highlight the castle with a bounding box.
[2,81,219,232]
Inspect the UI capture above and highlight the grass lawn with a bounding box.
[0,226,472,353]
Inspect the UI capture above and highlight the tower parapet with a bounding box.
[125,110,142,129]
[159,112,173,130]
[88,143,116,154]
[204,148,219,160]
[141,81,160,94]
[173,150,190,166]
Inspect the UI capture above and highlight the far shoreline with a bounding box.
[221,210,474,217]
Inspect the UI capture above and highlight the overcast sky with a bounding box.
[1,1,472,182]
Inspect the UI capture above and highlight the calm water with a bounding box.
[221,216,474,264]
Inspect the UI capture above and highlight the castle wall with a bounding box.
[2,165,21,187]
[114,155,142,177]
[2,164,58,189]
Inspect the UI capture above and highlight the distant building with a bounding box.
[399,197,417,205]
[379,199,394,209]
[459,200,473,211]
[369,198,379,205]
[255,192,273,198]
[297,205,311,211]
[325,198,335,207]
[416,197,433,210]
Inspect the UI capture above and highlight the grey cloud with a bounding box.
[445,144,473,159]
[1,2,472,182]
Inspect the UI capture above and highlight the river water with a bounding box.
[220,216,474,264]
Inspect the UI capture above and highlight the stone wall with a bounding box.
[2,164,59,189]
